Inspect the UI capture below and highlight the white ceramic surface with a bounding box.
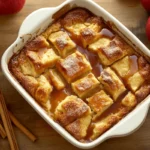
[1,0,150,149]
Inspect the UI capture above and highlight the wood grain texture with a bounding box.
[0,0,150,150]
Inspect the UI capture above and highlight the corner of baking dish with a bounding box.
[1,0,150,149]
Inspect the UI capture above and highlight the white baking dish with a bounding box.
[1,0,150,149]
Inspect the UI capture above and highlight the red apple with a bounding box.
[0,0,25,15]
[146,17,150,41]
[141,0,150,12]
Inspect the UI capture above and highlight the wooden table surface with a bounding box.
[0,0,150,150]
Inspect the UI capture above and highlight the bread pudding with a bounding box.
[8,8,150,142]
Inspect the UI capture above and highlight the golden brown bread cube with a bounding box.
[71,73,100,98]
[14,72,52,113]
[48,69,66,90]
[62,8,90,35]
[25,36,50,51]
[26,48,60,72]
[42,20,62,39]
[112,56,130,78]
[18,46,60,77]
[97,41,126,66]
[66,23,87,38]
[88,37,111,52]
[9,57,52,112]
[135,84,150,102]
[87,90,113,120]
[80,17,103,48]
[112,55,140,79]
[88,28,114,52]
[20,75,39,98]
[80,27,100,48]
[48,31,76,57]
[85,16,103,31]
[62,8,103,48]
[54,95,90,126]
[18,51,40,77]
[127,72,144,92]
[35,75,53,112]
[8,55,40,97]
[89,35,133,66]
[122,92,137,108]
[98,67,126,100]
[56,52,92,83]
[8,65,52,113]
[15,72,52,113]
[90,107,129,140]
[13,71,39,98]
[91,113,120,140]
[62,8,90,26]
[66,108,92,140]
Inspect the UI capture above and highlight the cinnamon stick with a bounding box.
[9,111,37,142]
[0,90,19,150]
[0,122,6,139]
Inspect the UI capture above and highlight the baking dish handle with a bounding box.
[18,7,56,36]
[108,103,150,138]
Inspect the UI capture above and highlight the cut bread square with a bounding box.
[48,69,66,90]
[48,31,76,57]
[98,67,126,100]
[87,90,113,120]
[54,95,90,126]
[66,108,91,140]
[122,92,137,108]
[127,72,144,92]
[56,52,92,83]
[71,73,100,98]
